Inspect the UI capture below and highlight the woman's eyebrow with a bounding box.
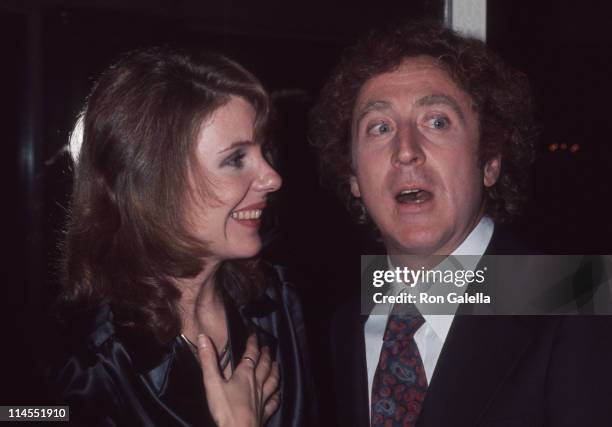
[416,94,465,123]
[218,140,255,154]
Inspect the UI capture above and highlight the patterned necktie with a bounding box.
[371,313,427,427]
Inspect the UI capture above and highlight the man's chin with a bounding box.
[383,232,447,257]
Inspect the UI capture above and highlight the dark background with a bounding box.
[3,0,612,419]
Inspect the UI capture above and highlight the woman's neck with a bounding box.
[176,261,228,355]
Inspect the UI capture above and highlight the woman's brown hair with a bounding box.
[62,47,270,343]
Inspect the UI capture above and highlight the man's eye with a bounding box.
[222,150,246,168]
[426,116,450,130]
[368,121,392,136]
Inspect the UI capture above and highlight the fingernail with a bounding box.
[197,334,207,349]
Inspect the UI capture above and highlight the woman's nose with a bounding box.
[254,162,282,193]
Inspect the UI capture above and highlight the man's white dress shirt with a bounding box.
[364,216,494,415]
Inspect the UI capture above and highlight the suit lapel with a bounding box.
[345,255,391,426]
[349,313,371,427]
[331,296,370,427]
[417,228,536,426]
[417,315,534,427]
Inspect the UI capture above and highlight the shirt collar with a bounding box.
[452,215,494,256]
[425,216,494,341]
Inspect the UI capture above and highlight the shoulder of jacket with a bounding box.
[59,303,117,356]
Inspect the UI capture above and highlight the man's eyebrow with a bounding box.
[416,94,465,122]
[218,140,256,154]
[355,100,393,123]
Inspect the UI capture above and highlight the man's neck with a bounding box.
[388,216,495,269]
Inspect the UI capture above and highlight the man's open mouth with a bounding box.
[395,189,432,204]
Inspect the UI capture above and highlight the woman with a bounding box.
[50,47,313,426]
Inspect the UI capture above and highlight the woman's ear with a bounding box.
[349,175,361,198]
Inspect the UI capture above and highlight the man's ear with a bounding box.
[483,156,501,187]
[349,175,361,198]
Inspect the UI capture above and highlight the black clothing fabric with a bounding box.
[49,265,314,427]
[329,230,612,427]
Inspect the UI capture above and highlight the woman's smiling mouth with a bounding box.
[231,209,263,220]
[230,202,266,227]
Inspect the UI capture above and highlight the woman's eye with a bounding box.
[426,116,450,130]
[368,121,392,136]
[222,150,246,168]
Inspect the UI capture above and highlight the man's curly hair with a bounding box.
[309,20,536,224]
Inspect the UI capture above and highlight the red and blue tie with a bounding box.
[371,314,427,427]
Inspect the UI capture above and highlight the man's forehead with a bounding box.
[353,56,475,117]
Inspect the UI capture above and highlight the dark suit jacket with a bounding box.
[329,230,612,426]
[49,265,315,427]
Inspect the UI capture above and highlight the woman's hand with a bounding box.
[197,333,280,427]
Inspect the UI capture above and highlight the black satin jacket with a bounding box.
[49,266,314,427]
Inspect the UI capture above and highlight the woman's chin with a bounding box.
[219,242,263,261]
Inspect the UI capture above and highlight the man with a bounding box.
[310,21,612,426]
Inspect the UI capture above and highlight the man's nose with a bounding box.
[391,125,425,167]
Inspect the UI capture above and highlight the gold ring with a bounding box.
[243,356,256,366]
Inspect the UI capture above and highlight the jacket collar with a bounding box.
[131,287,281,397]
